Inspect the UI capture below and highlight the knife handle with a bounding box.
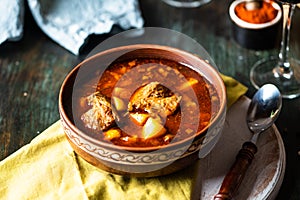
[213,141,258,200]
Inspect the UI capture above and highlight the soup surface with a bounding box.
[74,58,220,147]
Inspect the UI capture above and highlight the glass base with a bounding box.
[250,57,300,99]
[161,0,212,8]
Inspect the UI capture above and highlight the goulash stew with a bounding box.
[75,58,220,147]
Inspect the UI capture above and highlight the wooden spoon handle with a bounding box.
[213,142,258,200]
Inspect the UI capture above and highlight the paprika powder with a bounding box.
[235,1,278,24]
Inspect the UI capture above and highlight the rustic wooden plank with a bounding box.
[0,11,79,159]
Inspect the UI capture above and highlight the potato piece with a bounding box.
[142,117,166,139]
[120,135,138,143]
[112,97,126,111]
[185,128,194,134]
[163,134,174,143]
[128,86,144,108]
[79,97,87,108]
[128,60,136,67]
[104,128,121,140]
[130,112,149,126]
[178,78,198,91]
[109,71,122,80]
[113,87,131,99]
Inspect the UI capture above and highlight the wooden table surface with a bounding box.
[1,0,300,199]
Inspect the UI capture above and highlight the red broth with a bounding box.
[75,58,220,147]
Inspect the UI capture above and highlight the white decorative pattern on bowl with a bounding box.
[60,110,225,165]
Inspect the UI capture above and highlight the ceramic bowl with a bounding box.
[229,0,282,50]
[58,44,226,177]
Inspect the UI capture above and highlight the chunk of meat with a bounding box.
[81,92,115,131]
[128,82,181,117]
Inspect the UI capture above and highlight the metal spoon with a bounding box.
[214,84,282,200]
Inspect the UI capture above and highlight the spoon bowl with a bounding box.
[247,84,282,142]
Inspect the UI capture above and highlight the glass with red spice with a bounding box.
[229,0,282,50]
[235,1,278,24]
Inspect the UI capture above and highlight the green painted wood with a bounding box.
[0,13,80,158]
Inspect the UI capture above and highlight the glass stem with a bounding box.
[278,3,296,74]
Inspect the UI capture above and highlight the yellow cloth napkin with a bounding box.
[221,74,248,108]
[0,75,247,200]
